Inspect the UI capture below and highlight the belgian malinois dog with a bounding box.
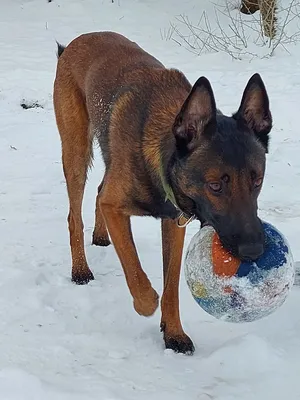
[53,31,272,354]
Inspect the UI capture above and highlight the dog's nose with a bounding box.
[238,243,264,261]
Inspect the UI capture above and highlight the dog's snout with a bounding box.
[238,243,264,260]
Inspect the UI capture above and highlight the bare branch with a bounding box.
[166,0,300,60]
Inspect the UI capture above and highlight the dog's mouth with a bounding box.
[197,217,238,256]
[200,219,209,229]
[218,236,261,262]
[199,219,264,261]
[214,233,240,259]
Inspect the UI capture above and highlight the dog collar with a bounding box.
[159,161,195,228]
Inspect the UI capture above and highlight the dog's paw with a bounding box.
[161,324,195,355]
[164,334,195,355]
[92,233,111,247]
[133,287,159,317]
[72,268,95,285]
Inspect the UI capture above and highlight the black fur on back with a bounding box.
[56,41,66,59]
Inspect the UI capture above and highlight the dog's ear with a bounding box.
[234,73,272,152]
[173,76,217,153]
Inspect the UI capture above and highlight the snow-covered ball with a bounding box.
[184,222,295,323]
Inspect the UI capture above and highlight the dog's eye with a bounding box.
[254,178,263,188]
[208,182,222,193]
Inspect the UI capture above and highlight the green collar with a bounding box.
[159,157,195,228]
[159,161,178,207]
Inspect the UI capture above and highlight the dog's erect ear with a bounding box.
[234,73,272,152]
[173,76,217,153]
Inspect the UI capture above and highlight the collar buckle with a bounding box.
[177,212,195,228]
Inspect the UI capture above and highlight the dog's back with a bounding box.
[55,31,164,92]
[55,31,189,158]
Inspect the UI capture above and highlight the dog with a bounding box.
[53,31,272,354]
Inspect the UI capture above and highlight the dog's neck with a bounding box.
[158,155,195,227]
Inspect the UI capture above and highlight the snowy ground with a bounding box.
[1,0,300,399]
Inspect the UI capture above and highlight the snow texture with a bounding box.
[184,224,295,322]
[1,0,300,399]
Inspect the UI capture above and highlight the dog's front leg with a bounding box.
[160,218,195,354]
[101,205,159,317]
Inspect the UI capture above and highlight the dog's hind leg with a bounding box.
[92,178,111,246]
[160,218,195,354]
[54,78,94,285]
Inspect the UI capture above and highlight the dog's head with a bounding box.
[173,73,272,261]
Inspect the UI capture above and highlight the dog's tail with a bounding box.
[56,41,66,59]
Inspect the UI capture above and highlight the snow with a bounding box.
[1,0,300,399]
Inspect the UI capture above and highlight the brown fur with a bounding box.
[53,31,272,354]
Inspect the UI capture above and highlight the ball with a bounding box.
[184,221,295,323]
